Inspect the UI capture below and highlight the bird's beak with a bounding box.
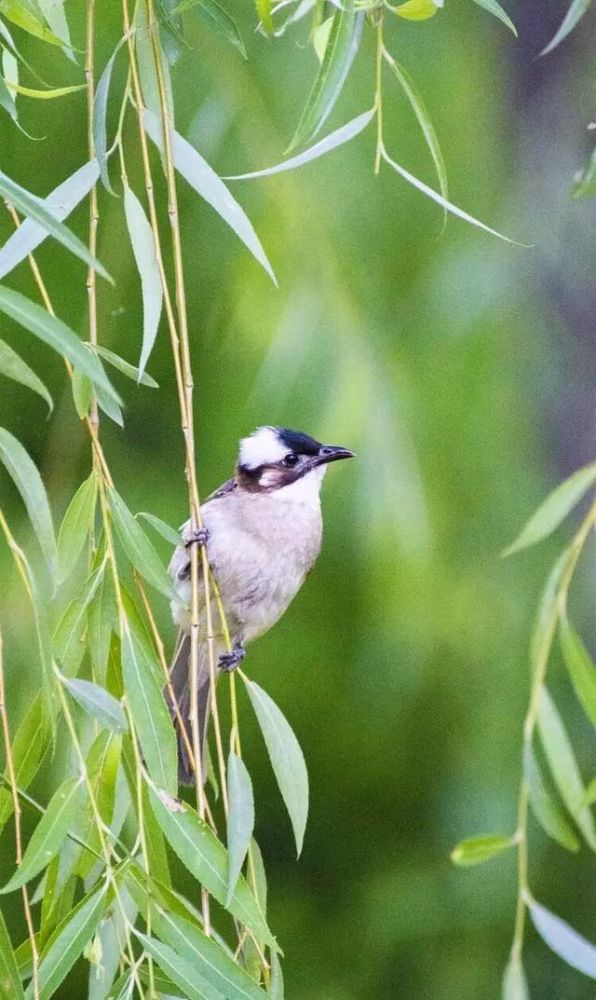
[311,444,355,468]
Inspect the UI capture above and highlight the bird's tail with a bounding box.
[167,632,223,786]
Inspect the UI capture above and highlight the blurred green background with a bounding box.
[1,1,596,997]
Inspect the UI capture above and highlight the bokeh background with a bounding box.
[1,1,596,997]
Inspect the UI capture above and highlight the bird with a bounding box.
[167,425,354,784]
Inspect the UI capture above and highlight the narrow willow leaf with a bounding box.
[57,471,97,583]
[95,381,124,427]
[75,732,121,880]
[560,616,596,726]
[0,426,57,576]
[382,149,527,245]
[0,696,49,831]
[0,2,66,48]
[530,546,571,670]
[122,624,177,794]
[393,0,437,20]
[53,564,105,676]
[93,33,129,193]
[6,82,84,99]
[109,487,176,600]
[537,687,596,849]
[152,908,268,1000]
[148,783,278,949]
[88,886,136,1000]
[312,15,334,63]
[250,838,267,915]
[176,0,246,57]
[137,511,181,546]
[0,907,24,998]
[0,171,110,281]
[471,0,517,34]
[504,462,596,556]
[383,52,448,211]
[0,776,84,893]
[256,0,273,33]
[106,970,134,999]
[94,345,158,388]
[502,954,528,1000]
[0,286,121,403]
[288,0,363,151]
[528,896,596,978]
[0,71,17,121]
[0,160,99,279]
[123,185,163,379]
[135,3,174,123]
[540,0,591,55]
[0,337,52,411]
[60,676,127,734]
[120,586,162,683]
[26,882,109,1000]
[143,109,276,285]
[71,368,92,419]
[134,933,221,1000]
[37,0,74,61]
[524,744,579,852]
[40,850,77,947]
[243,678,308,856]
[226,752,255,906]
[450,833,515,867]
[88,565,117,681]
[227,108,375,180]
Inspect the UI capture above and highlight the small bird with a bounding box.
[168,425,354,784]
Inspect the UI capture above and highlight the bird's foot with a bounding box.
[218,645,246,673]
[186,527,209,549]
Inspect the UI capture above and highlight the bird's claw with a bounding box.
[186,527,209,549]
[218,646,246,672]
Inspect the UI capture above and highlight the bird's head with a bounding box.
[236,426,354,500]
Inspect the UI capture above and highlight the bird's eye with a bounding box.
[282,453,299,467]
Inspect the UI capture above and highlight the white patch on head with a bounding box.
[265,465,327,508]
[239,427,288,469]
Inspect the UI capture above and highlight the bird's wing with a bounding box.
[171,477,238,580]
[205,476,238,503]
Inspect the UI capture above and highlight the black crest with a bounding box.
[276,427,321,456]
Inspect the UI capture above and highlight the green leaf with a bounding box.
[560,615,596,726]
[88,885,136,1000]
[71,368,92,419]
[524,743,579,852]
[0,286,121,404]
[94,345,159,388]
[540,0,591,55]
[537,687,596,849]
[135,3,175,124]
[53,563,105,676]
[6,82,84,99]
[381,148,527,246]
[530,546,571,669]
[0,776,84,893]
[0,426,57,577]
[93,34,129,193]
[383,52,448,214]
[250,838,267,915]
[122,623,177,794]
[0,696,49,831]
[0,161,99,279]
[137,511,181,546]
[109,486,176,601]
[227,108,375,181]
[37,0,74,62]
[256,0,273,33]
[268,952,284,999]
[0,337,52,412]
[226,751,255,906]
[133,932,222,1000]
[450,833,515,867]
[527,896,596,978]
[26,882,109,1000]
[0,170,110,281]
[0,1,67,48]
[288,0,363,151]
[123,185,163,380]
[87,566,117,681]
[243,678,308,856]
[144,110,276,285]
[75,732,121,879]
[60,676,127,734]
[0,906,24,998]
[470,0,517,35]
[393,0,437,21]
[172,0,246,58]
[151,908,268,1000]
[502,954,528,1000]
[57,471,97,583]
[0,70,17,122]
[147,782,279,950]
[503,461,596,556]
